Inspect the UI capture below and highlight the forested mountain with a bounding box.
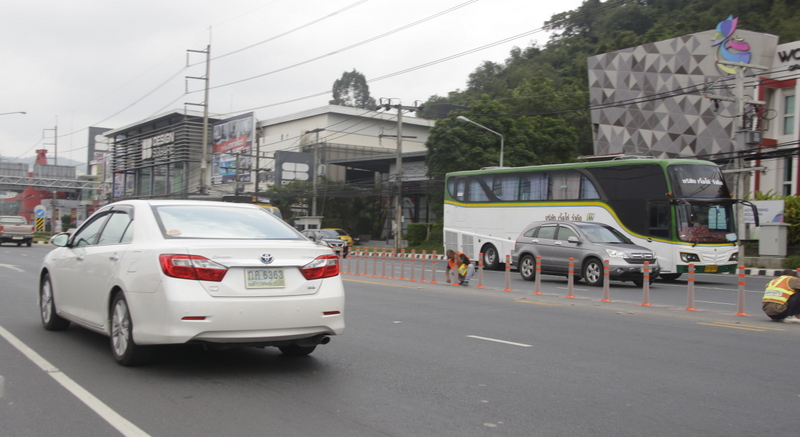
[422,0,800,183]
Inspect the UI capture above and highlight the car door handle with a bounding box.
[109,255,119,261]
[555,242,563,246]
[76,255,85,261]
[531,239,538,243]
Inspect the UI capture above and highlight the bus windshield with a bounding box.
[676,200,736,243]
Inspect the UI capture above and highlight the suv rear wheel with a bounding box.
[519,254,536,281]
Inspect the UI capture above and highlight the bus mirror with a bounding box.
[726,233,737,242]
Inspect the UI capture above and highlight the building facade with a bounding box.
[587,19,800,198]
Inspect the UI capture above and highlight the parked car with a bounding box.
[39,200,344,366]
[323,228,356,246]
[301,229,349,258]
[0,215,35,247]
[511,221,660,287]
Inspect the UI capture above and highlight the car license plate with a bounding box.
[705,265,718,273]
[245,268,285,289]
[12,236,22,240]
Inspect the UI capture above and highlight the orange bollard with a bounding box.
[399,249,407,280]
[430,251,438,284]
[389,252,396,280]
[420,251,427,283]
[566,257,575,298]
[735,265,748,316]
[476,252,485,289]
[601,259,611,302]
[362,248,371,276]
[409,250,417,282]
[380,251,387,278]
[533,256,542,295]
[503,254,512,291]
[686,264,697,311]
[641,261,652,306]
[371,249,379,277]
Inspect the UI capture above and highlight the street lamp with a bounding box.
[0,111,26,116]
[456,116,504,167]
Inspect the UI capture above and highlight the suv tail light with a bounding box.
[300,255,340,280]
[159,254,228,282]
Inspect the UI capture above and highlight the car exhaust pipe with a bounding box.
[295,334,330,347]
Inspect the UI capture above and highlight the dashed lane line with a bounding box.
[0,324,150,437]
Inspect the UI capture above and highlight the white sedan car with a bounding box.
[39,200,345,366]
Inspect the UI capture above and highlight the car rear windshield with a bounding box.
[154,205,302,240]
[0,217,25,224]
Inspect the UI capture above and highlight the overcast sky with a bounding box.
[0,0,585,164]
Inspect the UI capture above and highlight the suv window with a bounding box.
[556,226,578,241]
[537,225,557,239]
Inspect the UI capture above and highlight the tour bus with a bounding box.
[443,156,758,280]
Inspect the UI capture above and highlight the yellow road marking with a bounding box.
[514,299,560,306]
[343,278,418,288]
[697,322,785,332]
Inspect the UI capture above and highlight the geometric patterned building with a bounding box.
[588,27,778,158]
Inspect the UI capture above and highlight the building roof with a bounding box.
[258,105,435,128]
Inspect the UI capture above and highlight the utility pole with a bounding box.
[187,44,211,195]
[705,60,767,256]
[377,99,423,254]
[305,128,324,217]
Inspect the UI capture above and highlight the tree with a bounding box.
[329,69,376,110]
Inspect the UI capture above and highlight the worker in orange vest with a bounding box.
[446,249,475,286]
[762,269,800,323]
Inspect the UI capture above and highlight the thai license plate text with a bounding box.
[245,268,285,288]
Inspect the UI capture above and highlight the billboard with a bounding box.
[274,151,314,187]
[211,112,254,185]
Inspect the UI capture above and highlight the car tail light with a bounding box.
[300,255,340,280]
[159,254,228,282]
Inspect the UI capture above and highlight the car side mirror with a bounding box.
[50,233,70,247]
[567,236,581,244]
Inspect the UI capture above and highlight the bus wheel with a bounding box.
[659,273,682,282]
[482,244,501,270]
[519,255,536,281]
[582,258,603,286]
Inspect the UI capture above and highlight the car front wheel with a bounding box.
[582,258,603,287]
[519,254,536,281]
[40,273,70,331]
[110,293,152,366]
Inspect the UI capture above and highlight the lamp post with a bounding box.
[456,116,504,167]
[0,111,26,116]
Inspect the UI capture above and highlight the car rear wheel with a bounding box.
[40,273,70,331]
[519,254,536,281]
[279,344,317,356]
[110,293,152,366]
[582,258,603,287]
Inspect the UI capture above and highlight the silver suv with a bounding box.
[511,221,660,287]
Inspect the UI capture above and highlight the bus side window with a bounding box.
[580,175,601,199]
[648,202,670,238]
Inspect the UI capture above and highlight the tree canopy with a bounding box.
[329,69,377,110]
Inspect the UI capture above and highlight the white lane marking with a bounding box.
[0,263,24,273]
[467,335,532,348]
[695,300,736,306]
[0,324,150,437]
